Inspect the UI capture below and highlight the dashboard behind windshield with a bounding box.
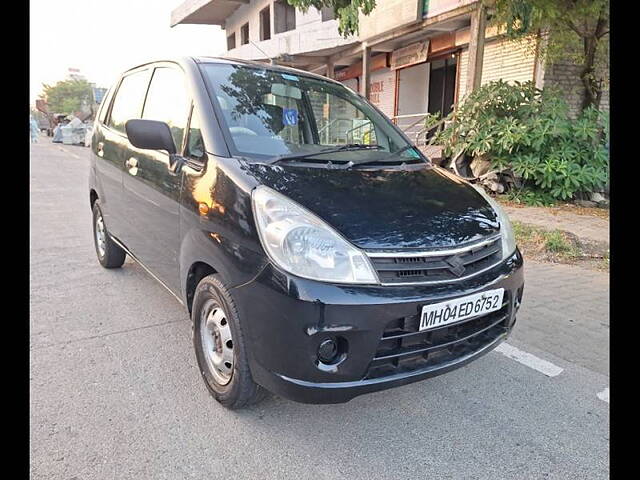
[199,63,415,161]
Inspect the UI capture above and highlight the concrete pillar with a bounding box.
[361,44,371,98]
[466,3,486,93]
[533,29,549,89]
[326,60,334,79]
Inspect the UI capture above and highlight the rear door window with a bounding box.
[142,66,189,151]
[107,69,151,134]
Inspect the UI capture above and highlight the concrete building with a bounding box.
[170,0,605,149]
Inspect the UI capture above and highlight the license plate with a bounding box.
[419,288,505,331]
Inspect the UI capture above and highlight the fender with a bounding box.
[178,224,268,306]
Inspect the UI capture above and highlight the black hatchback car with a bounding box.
[89,57,524,408]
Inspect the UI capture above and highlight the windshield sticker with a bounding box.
[281,74,299,81]
[283,108,299,126]
[405,148,421,159]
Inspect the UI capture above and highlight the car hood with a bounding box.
[241,163,499,250]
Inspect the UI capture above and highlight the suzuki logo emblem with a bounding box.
[445,255,466,277]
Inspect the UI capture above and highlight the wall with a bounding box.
[543,61,610,118]
[358,0,422,41]
[223,0,357,61]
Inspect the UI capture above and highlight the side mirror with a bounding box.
[125,119,176,154]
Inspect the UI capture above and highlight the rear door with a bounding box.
[121,63,190,292]
[95,68,151,240]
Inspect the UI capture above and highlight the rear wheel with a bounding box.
[92,201,126,269]
[192,274,266,409]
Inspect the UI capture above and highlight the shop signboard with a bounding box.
[391,41,430,70]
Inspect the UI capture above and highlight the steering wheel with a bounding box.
[230,126,258,136]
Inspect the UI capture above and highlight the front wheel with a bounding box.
[92,201,126,269]
[192,275,266,409]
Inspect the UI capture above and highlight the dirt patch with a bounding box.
[499,199,609,220]
[513,222,609,272]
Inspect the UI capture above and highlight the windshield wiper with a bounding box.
[268,144,384,165]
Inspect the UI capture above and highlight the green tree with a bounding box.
[286,0,376,37]
[39,79,93,114]
[487,0,609,112]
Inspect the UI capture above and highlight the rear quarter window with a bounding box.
[97,86,115,125]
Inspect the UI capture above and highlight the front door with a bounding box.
[427,56,457,119]
[121,64,190,293]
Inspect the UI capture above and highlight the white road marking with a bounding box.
[495,342,564,377]
[597,387,609,403]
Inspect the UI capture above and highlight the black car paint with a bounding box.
[241,161,499,249]
[89,56,525,404]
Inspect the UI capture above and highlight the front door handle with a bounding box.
[125,157,138,175]
[96,142,104,157]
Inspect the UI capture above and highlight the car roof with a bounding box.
[121,56,342,86]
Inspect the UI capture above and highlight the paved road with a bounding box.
[30,141,609,479]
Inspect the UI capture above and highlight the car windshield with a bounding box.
[200,63,419,162]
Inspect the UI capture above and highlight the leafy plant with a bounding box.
[544,230,575,254]
[503,188,556,207]
[433,80,609,201]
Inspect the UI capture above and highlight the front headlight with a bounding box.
[473,186,517,259]
[252,186,378,284]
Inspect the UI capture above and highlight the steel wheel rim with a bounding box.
[200,303,234,385]
[95,213,106,258]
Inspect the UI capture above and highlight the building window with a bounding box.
[260,6,271,41]
[227,32,236,50]
[321,7,335,21]
[240,23,249,45]
[274,0,296,34]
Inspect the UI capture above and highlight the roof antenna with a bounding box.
[249,41,276,65]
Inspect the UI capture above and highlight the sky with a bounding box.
[30,0,227,104]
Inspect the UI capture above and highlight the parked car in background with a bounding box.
[88,57,524,409]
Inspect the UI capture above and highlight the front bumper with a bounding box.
[232,249,524,404]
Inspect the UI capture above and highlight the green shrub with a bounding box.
[544,231,574,254]
[503,188,557,207]
[433,80,609,200]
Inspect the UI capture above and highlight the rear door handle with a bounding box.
[96,142,104,157]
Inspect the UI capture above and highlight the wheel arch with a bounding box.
[178,227,268,315]
[90,189,99,208]
[185,261,218,314]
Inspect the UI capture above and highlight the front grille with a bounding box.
[367,235,502,285]
[365,299,510,380]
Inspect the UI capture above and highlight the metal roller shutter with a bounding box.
[369,68,396,118]
[457,35,537,101]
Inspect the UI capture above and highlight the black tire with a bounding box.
[192,274,266,409]
[92,201,126,269]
